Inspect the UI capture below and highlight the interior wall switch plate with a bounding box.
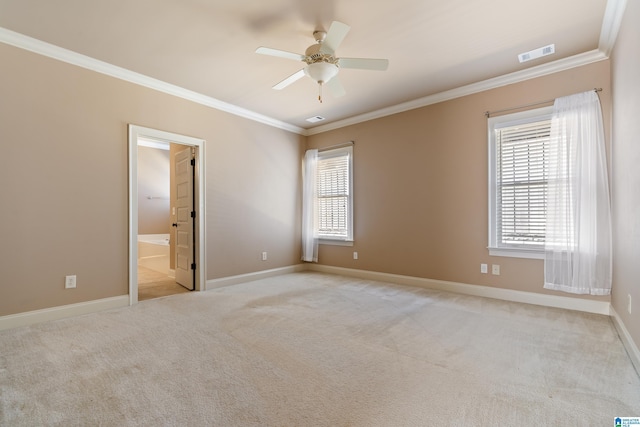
[65,275,77,289]
[480,264,488,274]
[261,252,267,261]
[492,264,500,275]
[353,252,358,260]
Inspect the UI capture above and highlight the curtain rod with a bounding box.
[484,88,602,118]
[318,141,354,152]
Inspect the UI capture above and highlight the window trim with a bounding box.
[317,145,354,244]
[488,106,552,259]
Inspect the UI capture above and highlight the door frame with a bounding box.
[128,124,206,305]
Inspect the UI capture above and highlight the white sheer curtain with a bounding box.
[301,149,319,262]
[544,91,612,295]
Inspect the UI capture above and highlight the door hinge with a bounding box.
[190,158,195,166]
[191,263,196,270]
[191,211,196,218]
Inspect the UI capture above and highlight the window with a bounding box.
[488,107,552,259]
[316,146,353,243]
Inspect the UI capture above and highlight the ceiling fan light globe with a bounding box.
[304,62,339,84]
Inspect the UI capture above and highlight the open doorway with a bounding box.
[136,139,189,300]
[128,125,206,305]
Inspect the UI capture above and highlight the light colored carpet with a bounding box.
[1,272,638,426]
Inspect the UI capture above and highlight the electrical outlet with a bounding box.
[65,275,77,289]
[628,294,632,314]
[353,252,358,260]
[492,264,500,275]
[261,252,267,261]
[480,263,488,274]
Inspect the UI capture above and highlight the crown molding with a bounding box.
[306,0,626,136]
[1,0,625,139]
[0,27,306,135]
[599,0,628,57]
[306,49,608,135]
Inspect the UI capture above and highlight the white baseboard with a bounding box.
[0,295,129,331]
[610,307,640,375]
[1,264,626,357]
[0,264,303,330]
[307,264,611,315]
[206,264,306,290]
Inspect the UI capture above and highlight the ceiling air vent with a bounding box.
[306,115,326,123]
[518,44,555,63]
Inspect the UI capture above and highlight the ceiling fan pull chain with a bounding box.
[318,82,323,103]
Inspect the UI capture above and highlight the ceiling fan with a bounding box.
[256,21,389,103]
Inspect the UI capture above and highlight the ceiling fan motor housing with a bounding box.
[304,44,338,65]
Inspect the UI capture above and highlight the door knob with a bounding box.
[172,223,178,227]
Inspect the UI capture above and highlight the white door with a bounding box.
[174,147,195,290]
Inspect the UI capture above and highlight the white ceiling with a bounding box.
[0,0,616,133]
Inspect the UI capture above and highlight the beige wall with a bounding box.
[307,60,612,300]
[0,42,304,316]
[611,0,640,351]
[137,146,170,235]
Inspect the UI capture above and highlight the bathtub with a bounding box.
[138,234,171,276]
[138,234,170,258]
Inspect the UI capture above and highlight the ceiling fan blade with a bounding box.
[326,76,346,98]
[338,57,389,71]
[319,21,350,54]
[273,69,306,90]
[256,47,305,62]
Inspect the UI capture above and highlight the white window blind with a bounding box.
[497,119,551,246]
[317,146,353,241]
[488,107,552,258]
